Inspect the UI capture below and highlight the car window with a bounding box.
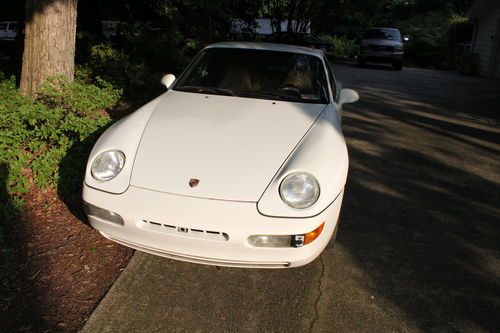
[10,23,18,30]
[363,29,401,42]
[174,48,329,104]
[0,23,8,30]
[324,57,338,101]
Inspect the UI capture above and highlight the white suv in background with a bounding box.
[358,28,405,70]
[0,21,19,41]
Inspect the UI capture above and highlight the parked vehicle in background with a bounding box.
[358,28,405,70]
[101,20,120,39]
[265,32,334,58]
[0,21,18,41]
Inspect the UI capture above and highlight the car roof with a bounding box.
[368,27,400,31]
[204,42,324,57]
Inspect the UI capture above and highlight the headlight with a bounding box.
[394,44,403,51]
[279,172,320,209]
[91,150,125,181]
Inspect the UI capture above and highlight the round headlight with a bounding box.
[279,172,320,209]
[91,150,125,181]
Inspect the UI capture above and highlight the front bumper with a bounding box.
[359,51,404,62]
[82,184,343,268]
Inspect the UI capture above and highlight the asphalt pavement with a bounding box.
[81,63,500,333]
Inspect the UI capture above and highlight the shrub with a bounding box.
[0,162,24,244]
[0,74,122,224]
[81,36,187,101]
[85,44,157,98]
[396,11,465,68]
[320,35,359,59]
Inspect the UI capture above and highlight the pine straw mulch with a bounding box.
[0,186,133,332]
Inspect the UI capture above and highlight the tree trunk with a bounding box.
[20,0,78,97]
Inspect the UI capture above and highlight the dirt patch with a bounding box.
[0,186,133,332]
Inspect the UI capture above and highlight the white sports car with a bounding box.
[83,42,359,268]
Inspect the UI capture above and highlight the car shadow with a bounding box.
[57,124,112,223]
[57,101,141,223]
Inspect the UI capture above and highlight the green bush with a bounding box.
[0,74,122,224]
[80,36,187,101]
[75,21,193,101]
[118,27,188,75]
[320,35,359,59]
[397,11,466,68]
[0,161,24,243]
[84,43,158,98]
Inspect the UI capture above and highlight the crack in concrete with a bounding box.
[309,255,326,332]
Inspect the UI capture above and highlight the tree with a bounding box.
[151,0,263,42]
[20,0,78,97]
[263,0,324,33]
[264,0,287,32]
[286,0,326,32]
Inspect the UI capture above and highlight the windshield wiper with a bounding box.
[238,90,326,104]
[237,91,290,100]
[176,85,235,96]
[238,90,302,102]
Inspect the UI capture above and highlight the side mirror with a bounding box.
[161,74,176,89]
[339,88,359,105]
[403,35,410,42]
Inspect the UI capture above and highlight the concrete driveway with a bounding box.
[81,64,500,333]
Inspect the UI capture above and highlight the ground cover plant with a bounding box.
[0,73,133,331]
[0,73,121,220]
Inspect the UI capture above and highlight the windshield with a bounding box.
[363,28,401,41]
[174,48,329,104]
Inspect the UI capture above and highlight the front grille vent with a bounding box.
[369,45,395,51]
[138,220,229,242]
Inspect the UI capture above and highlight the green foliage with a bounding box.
[37,76,122,118]
[78,37,184,100]
[320,35,358,59]
[262,0,322,32]
[397,11,456,67]
[152,0,263,41]
[0,74,122,224]
[308,0,474,68]
[84,43,158,99]
[449,13,468,26]
[0,162,20,243]
[115,26,188,76]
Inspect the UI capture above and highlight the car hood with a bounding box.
[130,91,325,202]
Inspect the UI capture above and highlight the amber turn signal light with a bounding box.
[304,222,325,245]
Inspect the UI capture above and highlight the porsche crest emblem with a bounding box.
[189,178,200,188]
